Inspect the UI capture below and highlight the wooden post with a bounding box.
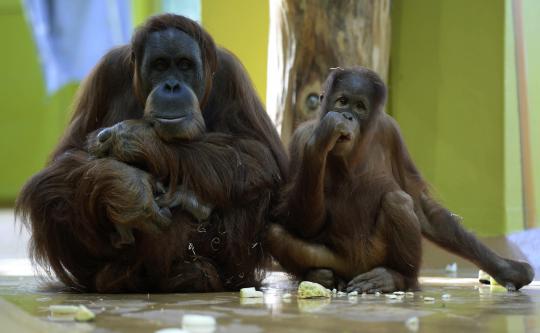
[266,0,392,144]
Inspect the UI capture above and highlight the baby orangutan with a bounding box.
[268,67,534,293]
[88,79,212,248]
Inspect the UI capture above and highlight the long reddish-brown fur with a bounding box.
[269,68,533,292]
[16,14,286,292]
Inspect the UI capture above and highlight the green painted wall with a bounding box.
[390,0,506,235]
[201,0,269,103]
[132,0,161,26]
[0,1,76,204]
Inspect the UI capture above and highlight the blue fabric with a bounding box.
[508,228,540,278]
[162,0,201,23]
[23,0,132,94]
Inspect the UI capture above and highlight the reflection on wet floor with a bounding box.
[0,271,539,333]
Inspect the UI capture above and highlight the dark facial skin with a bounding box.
[316,73,374,157]
[139,29,204,99]
[137,28,206,141]
[324,73,373,122]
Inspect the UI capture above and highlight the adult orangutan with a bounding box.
[268,67,534,293]
[16,14,286,292]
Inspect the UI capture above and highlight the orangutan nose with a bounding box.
[163,80,181,94]
[342,112,354,121]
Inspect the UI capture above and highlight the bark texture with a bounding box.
[267,0,391,143]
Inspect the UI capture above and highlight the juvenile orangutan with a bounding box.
[268,67,534,293]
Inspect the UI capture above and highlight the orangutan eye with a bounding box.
[177,58,194,70]
[153,58,168,71]
[336,96,348,107]
[357,101,366,110]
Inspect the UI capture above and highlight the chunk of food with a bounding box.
[239,287,264,298]
[297,281,331,299]
[478,270,502,286]
[74,305,95,322]
[49,304,95,322]
[478,270,491,284]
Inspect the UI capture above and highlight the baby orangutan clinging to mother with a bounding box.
[268,67,534,293]
[87,76,212,248]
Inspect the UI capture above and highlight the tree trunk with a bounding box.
[266,0,392,144]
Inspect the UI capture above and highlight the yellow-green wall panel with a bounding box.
[132,0,161,26]
[0,3,75,203]
[390,0,505,235]
[201,0,268,103]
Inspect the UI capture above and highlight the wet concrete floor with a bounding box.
[1,270,539,333]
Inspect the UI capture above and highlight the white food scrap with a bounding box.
[49,304,95,322]
[405,316,419,332]
[445,262,458,273]
[74,305,95,322]
[239,287,264,298]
